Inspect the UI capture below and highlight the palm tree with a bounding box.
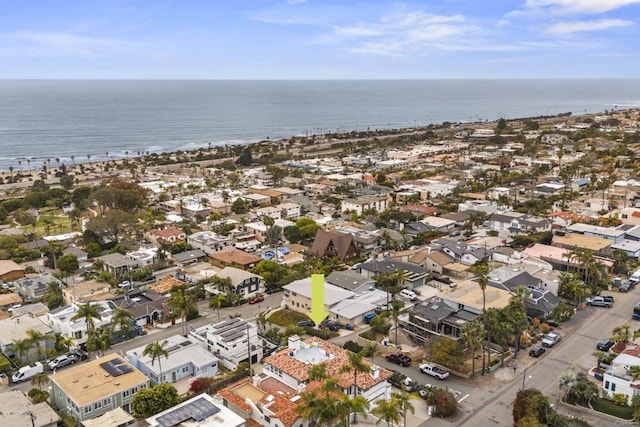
[389,298,403,345]
[612,324,633,345]
[559,371,577,402]
[393,388,415,427]
[365,342,379,365]
[12,338,32,362]
[31,372,49,390]
[344,395,370,427]
[143,340,169,384]
[211,293,226,323]
[372,396,402,427]
[256,311,268,334]
[592,350,608,371]
[340,351,371,424]
[629,365,640,381]
[461,319,484,377]
[87,327,113,357]
[26,329,50,361]
[475,261,489,375]
[169,287,197,336]
[110,307,135,341]
[71,303,101,342]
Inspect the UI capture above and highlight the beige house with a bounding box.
[63,281,115,305]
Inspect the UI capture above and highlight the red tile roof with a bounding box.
[264,337,393,391]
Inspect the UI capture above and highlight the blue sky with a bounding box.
[1,0,639,79]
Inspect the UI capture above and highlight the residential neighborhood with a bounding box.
[1,109,640,426]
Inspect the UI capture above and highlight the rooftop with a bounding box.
[50,355,148,407]
[0,390,61,427]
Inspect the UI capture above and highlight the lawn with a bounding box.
[268,309,311,327]
[591,397,634,420]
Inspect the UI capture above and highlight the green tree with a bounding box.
[58,253,79,284]
[169,287,197,336]
[475,261,489,374]
[85,209,136,244]
[87,327,113,357]
[30,372,49,390]
[461,319,484,377]
[131,384,179,418]
[231,198,250,214]
[12,338,32,362]
[143,340,170,384]
[339,351,371,424]
[71,303,101,346]
[26,329,51,361]
[110,307,135,341]
[430,337,464,367]
[393,387,416,427]
[372,396,402,427]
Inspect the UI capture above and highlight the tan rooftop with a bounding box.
[51,355,148,407]
[553,233,611,252]
[437,279,512,310]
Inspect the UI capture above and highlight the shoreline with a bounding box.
[0,107,633,178]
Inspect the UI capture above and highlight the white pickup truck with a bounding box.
[419,362,450,380]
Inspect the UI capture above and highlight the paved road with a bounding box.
[422,286,640,427]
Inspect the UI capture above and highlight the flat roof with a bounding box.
[554,233,611,251]
[50,355,148,407]
[437,279,512,310]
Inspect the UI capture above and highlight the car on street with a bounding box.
[386,352,412,367]
[529,345,546,357]
[321,319,340,331]
[388,371,416,391]
[542,332,562,347]
[48,354,77,370]
[296,320,315,327]
[597,339,615,352]
[73,349,89,361]
[586,296,612,307]
[248,295,264,304]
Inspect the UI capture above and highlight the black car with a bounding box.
[321,319,340,331]
[386,352,412,367]
[73,349,89,361]
[597,339,615,352]
[297,320,316,327]
[529,345,546,358]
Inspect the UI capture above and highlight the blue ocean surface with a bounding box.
[0,79,639,172]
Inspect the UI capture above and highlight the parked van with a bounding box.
[399,289,417,301]
[12,362,43,383]
[630,270,640,284]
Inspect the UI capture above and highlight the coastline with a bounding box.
[0,107,627,183]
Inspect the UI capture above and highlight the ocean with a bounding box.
[1,79,639,172]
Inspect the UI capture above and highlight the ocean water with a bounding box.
[1,79,639,172]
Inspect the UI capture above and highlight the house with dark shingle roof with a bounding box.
[309,229,358,262]
[489,270,560,320]
[359,259,429,289]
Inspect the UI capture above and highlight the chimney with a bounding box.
[288,335,301,351]
[371,365,380,379]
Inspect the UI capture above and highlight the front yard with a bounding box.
[268,309,312,327]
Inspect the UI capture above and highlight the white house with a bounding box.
[263,336,392,406]
[126,334,218,384]
[602,344,640,405]
[189,317,262,370]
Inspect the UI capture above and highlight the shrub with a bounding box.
[28,388,49,404]
[428,388,458,418]
[0,354,11,374]
[344,340,363,354]
[189,377,215,395]
[613,393,628,406]
[540,323,552,334]
[304,327,338,340]
[359,330,376,341]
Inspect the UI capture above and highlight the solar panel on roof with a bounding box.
[155,397,221,427]
[120,365,133,374]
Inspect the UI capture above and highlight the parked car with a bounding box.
[388,371,416,391]
[297,320,315,327]
[542,332,562,347]
[529,345,546,357]
[597,339,615,352]
[620,281,631,292]
[48,354,77,370]
[248,295,264,304]
[321,319,340,331]
[600,295,615,304]
[73,349,89,361]
[586,296,612,307]
[364,313,377,324]
[12,362,43,383]
[386,352,412,367]
[419,363,450,379]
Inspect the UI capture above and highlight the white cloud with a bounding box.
[3,31,124,57]
[330,12,489,56]
[546,18,634,33]
[287,0,307,4]
[525,0,640,14]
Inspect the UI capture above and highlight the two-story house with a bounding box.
[189,317,262,370]
[263,336,392,406]
[50,356,149,422]
[487,211,552,234]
